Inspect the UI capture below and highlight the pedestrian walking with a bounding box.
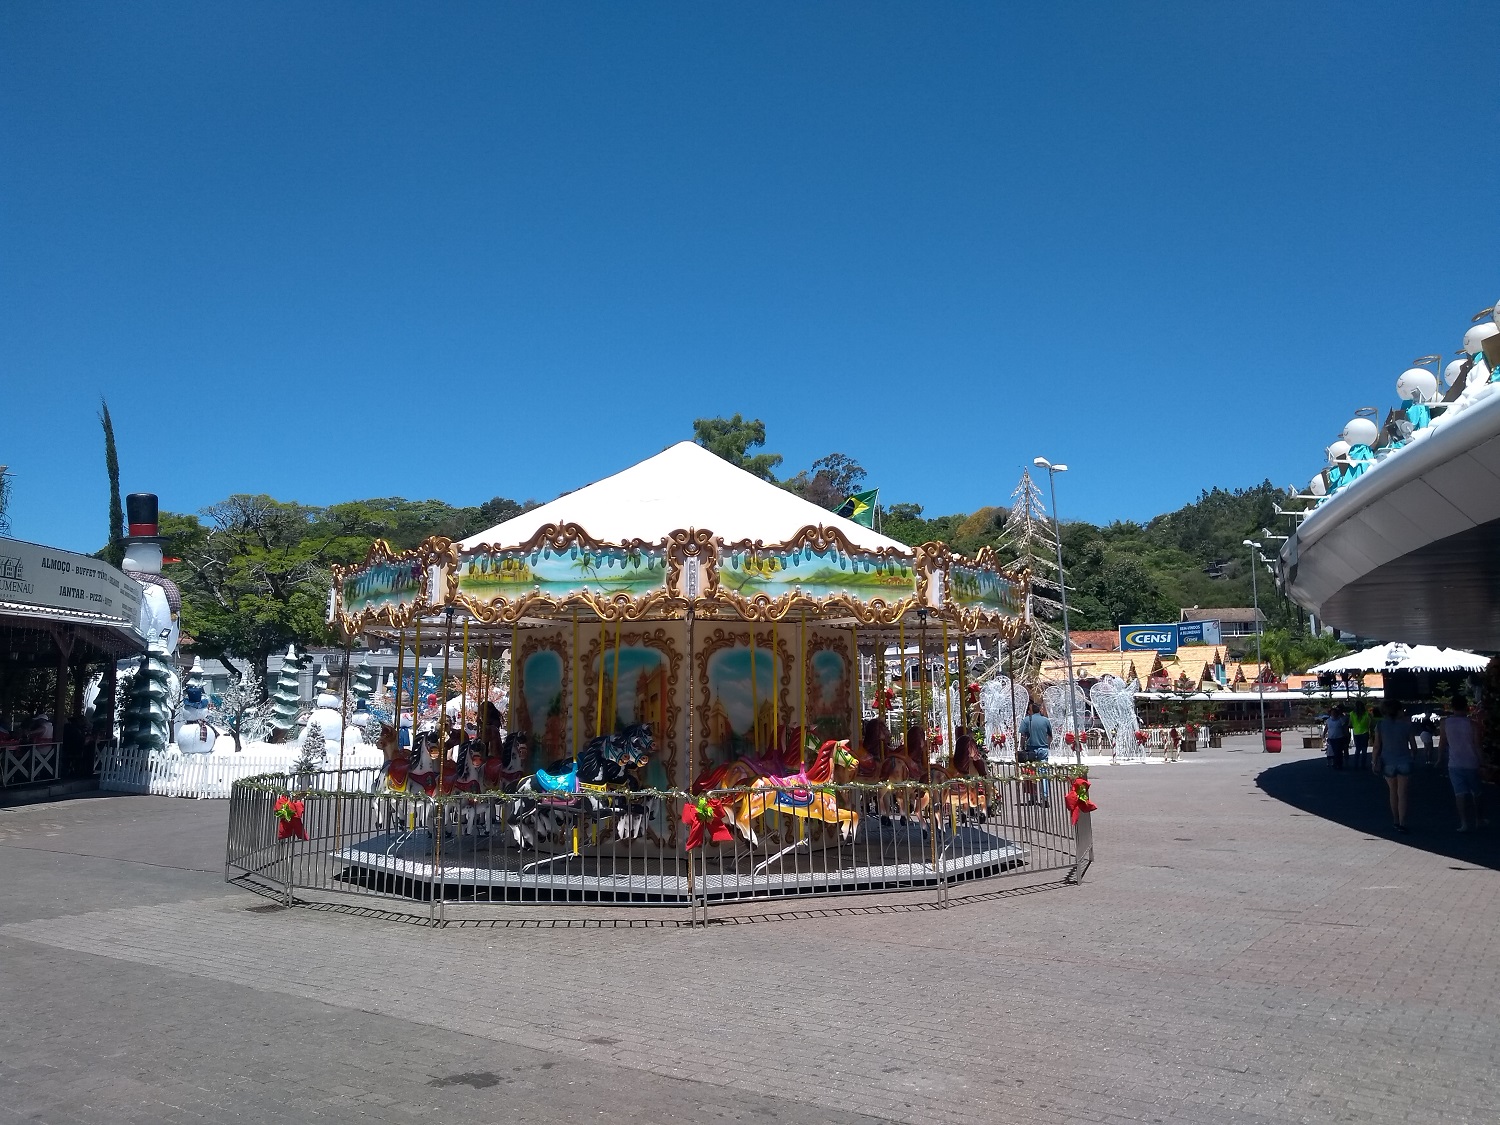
[1441,699,1486,833]
[1017,701,1052,807]
[1349,700,1373,771]
[1372,701,1416,832]
[1324,706,1349,770]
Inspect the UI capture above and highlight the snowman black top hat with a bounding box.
[124,493,165,543]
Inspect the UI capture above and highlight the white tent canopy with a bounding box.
[1309,643,1488,675]
[458,441,910,554]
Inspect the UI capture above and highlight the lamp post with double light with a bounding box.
[1034,457,1080,764]
[1242,538,1268,751]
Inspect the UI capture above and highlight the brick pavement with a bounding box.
[1,738,1496,1124]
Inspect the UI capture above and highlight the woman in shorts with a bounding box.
[1441,699,1485,832]
[1372,701,1415,832]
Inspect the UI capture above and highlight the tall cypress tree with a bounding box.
[100,399,124,566]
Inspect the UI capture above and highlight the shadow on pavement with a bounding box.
[1256,756,1500,871]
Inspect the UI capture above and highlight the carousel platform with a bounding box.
[332,820,1030,905]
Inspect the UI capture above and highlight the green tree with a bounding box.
[163,496,358,693]
[781,452,867,509]
[692,414,783,480]
[100,400,124,567]
[1256,627,1346,675]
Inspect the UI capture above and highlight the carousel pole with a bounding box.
[957,627,969,747]
[392,629,406,741]
[335,628,352,848]
[919,611,929,757]
[942,618,954,760]
[338,630,352,778]
[439,611,453,766]
[595,619,606,738]
[1009,636,1020,757]
[479,635,491,739]
[749,627,759,755]
[571,615,580,756]
[507,622,517,735]
[459,618,469,737]
[800,615,808,770]
[851,623,860,757]
[899,617,909,748]
[412,617,423,726]
[610,617,622,736]
[771,621,780,754]
[685,597,697,921]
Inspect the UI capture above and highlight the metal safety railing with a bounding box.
[226,764,1094,924]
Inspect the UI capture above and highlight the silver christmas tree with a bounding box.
[999,469,1067,683]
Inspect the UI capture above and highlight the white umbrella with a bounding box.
[1308,643,1407,674]
[1309,642,1487,675]
[1390,646,1489,673]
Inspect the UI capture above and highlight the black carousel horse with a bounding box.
[507,723,658,850]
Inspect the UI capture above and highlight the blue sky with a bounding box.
[3,2,1497,552]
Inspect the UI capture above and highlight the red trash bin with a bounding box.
[1264,729,1282,753]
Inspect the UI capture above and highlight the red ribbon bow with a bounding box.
[274,795,308,841]
[1064,731,1077,746]
[682,796,733,850]
[1135,730,1147,744]
[1063,777,1097,825]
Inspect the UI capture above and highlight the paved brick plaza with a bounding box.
[2,736,1496,1124]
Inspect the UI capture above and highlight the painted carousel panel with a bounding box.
[948,562,1020,616]
[457,542,669,603]
[716,541,915,605]
[340,558,426,617]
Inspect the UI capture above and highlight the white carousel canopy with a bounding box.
[1308,643,1488,675]
[459,440,911,553]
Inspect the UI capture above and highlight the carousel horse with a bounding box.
[373,724,458,834]
[866,718,925,822]
[690,729,818,796]
[482,730,532,793]
[507,723,658,851]
[727,739,860,846]
[451,739,491,835]
[930,727,990,822]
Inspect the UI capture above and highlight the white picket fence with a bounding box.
[99,746,385,799]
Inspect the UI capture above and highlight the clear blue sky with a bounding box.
[3,2,1496,552]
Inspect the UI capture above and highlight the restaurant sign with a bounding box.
[0,536,143,632]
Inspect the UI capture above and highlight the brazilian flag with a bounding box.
[835,489,878,528]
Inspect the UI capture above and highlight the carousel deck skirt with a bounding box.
[332,821,1032,904]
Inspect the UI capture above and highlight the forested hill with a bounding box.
[880,483,1288,632]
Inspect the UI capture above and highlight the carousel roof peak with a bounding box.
[460,440,911,552]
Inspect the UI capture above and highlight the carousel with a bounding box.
[305,442,1082,907]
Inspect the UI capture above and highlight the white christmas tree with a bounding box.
[313,660,330,698]
[999,469,1067,683]
[269,646,305,738]
[291,714,326,775]
[214,661,270,752]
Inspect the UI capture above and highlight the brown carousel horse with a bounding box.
[865,718,926,822]
[929,727,991,822]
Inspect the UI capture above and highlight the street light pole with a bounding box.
[1243,539,1267,751]
[1035,457,1081,765]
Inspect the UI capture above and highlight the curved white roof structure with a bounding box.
[459,441,911,553]
[1279,299,1500,650]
